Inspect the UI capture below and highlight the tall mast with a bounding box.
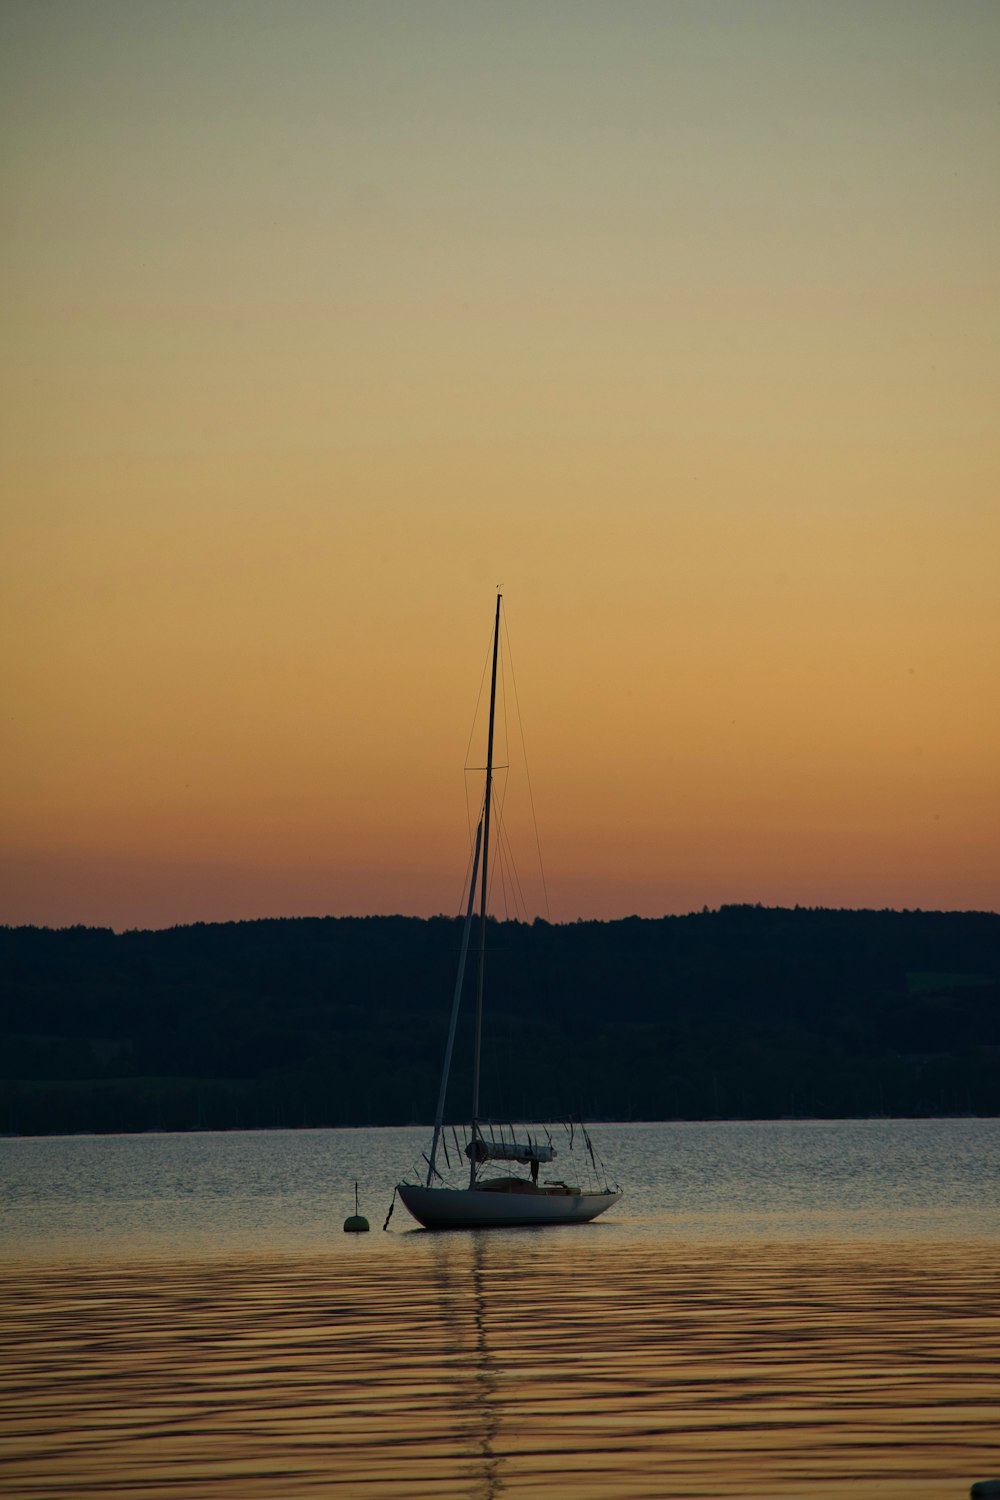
[469,591,501,1185]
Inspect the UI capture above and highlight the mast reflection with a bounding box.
[430,1231,505,1498]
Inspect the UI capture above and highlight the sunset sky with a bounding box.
[2,1,998,929]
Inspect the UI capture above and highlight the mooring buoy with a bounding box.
[343,1181,370,1233]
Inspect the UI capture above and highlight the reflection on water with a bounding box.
[2,1237,997,1499]
[470,1235,501,1499]
[3,1122,998,1496]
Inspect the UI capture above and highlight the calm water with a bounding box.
[2,1120,998,1497]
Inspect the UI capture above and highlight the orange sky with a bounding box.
[2,2,998,928]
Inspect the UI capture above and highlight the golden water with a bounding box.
[2,1237,996,1498]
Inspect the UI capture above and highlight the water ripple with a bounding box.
[2,1239,997,1498]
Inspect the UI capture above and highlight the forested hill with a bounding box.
[2,906,998,1135]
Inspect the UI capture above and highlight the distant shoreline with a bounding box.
[3,907,998,1134]
[3,1113,999,1144]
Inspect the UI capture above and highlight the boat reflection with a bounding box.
[429,1231,505,1497]
[1,1239,996,1499]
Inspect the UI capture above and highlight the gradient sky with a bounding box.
[2,0,998,929]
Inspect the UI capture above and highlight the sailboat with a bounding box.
[396,595,621,1230]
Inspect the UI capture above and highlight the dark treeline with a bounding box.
[1,906,998,1135]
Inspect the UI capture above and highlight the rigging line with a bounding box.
[496,805,514,921]
[495,806,530,922]
[499,614,510,788]
[454,832,474,918]
[459,621,497,893]
[496,834,514,924]
[456,788,487,915]
[484,768,511,912]
[497,780,521,918]
[454,791,484,915]
[496,832,509,920]
[463,778,473,877]
[463,622,496,772]
[494,812,526,924]
[489,768,528,923]
[501,608,551,922]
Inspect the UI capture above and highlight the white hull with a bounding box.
[398,1182,621,1230]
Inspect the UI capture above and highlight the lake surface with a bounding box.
[2,1120,998,1497]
